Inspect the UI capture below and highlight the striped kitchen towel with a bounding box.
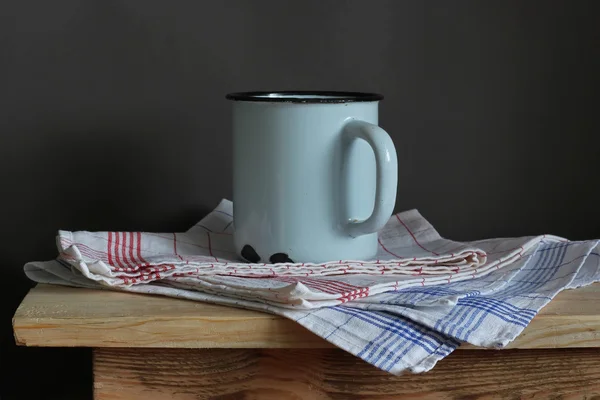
[26,199,566,308]
[24,200,600,374]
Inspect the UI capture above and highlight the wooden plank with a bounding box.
[13,283,600,349]
[93,348,600,399]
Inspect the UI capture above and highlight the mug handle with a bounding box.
[342,119,398,237]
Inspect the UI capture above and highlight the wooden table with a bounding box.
[13,284,600,399]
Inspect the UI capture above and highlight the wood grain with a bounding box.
[93,348,600,399]
[13,283,600,349]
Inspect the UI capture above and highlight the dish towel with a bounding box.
[25,199,600,374]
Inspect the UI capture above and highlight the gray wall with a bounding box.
[2,1,598,398]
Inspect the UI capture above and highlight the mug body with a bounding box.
[229,92,381,264]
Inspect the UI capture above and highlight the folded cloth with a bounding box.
[25,201,600,374]
[27,199,566,308]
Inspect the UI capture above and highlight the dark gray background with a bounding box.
[1,1,599,398]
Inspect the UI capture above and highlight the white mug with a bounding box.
[227,91,398,264]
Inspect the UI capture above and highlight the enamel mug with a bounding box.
[226,91,398,264]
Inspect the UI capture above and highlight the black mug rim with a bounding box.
[225,91,384,103]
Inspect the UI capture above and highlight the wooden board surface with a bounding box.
[13,283,600,349]
[93,347,600,399]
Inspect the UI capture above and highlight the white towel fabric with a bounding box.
[29,199,564,308]
[25,199,600,374]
